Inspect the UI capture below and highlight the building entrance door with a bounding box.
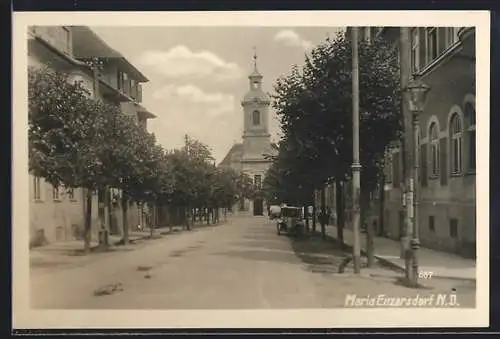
[253,198,264,216]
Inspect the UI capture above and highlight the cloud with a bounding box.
[152,84,235,118]
[146,86,241,162]
[273,30,313,50]
[138,45,243,82]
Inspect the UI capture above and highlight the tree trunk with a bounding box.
[83,188,93,254]
[361,192,375,268]
[122,194,129,245]
[379,175,385,236]
[312,194,318,232]
[312,192,317,233]
[305,204,310,231]
[186,206,192,231]
[207,208,211,225]
[321,185,326,239]
[149,203,154,238]
[336,180,345,250]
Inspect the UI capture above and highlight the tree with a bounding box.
[29,66,123,252]
[268,32,402,236]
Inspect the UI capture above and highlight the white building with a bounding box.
[219,52,277,215]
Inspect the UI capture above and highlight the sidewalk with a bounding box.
[323,224,476,281]
[30,221,227,266]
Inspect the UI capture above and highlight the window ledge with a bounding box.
[34,199,44,203]
[417,41,463,78]
[53,199,62,203]
[69,199,78,202]
[450,172,463,178]
[428,175,439,180]
[465,170,476,176]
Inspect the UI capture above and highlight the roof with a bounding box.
[243,89,271,103]
[71,26,149,82]
[219,143,243,166]
[134,103,157,119]
[249,68,263,79]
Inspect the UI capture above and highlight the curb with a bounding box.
[374,255,476,283]
[319,231,476,283]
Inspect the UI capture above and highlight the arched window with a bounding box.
[252,110,260,125]
[450,113,463,174]
[429,122,440,177]
[464,102,476,171]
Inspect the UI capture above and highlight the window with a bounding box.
[252,81,259,89]
[33,176,41,200]
[252,110,260,125]
[429,216,435,232]
[52,185,60,200]
[254,175,262,189]
[465,102,476,171]
[429,123,440,177]
[117,70,123,89]
[426,27,438,62]
[411,28,420,73]
[67,188,75,200]
[449,218,458,238]
[450,113,463,174]
[130,79,136,95]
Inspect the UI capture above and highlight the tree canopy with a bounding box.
[264,32,402,205]
[29,66,244,244]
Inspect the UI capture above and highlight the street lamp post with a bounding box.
[404,75,430,287]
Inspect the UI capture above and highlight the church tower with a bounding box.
[240,49,272,163]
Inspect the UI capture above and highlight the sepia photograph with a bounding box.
[12,11,489,329]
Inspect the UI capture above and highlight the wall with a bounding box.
[29,175,101,246]
[243,101,270,135]
[30,26,72,57]
[380,38,476,258]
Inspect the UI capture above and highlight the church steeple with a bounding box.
[249,46,263,89]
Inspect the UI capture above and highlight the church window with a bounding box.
[252,81,259,89]
[252,110,260,125]
[254,175,262,189]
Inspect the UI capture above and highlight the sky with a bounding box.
[91,26,344,163]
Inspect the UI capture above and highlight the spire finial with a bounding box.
[253,45,257,70]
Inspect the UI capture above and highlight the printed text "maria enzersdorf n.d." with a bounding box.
[344,293,460,307]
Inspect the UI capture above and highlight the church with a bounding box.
[219,51,277,216]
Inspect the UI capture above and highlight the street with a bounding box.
[30,215,476,309]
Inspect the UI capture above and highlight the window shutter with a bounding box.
[137,84,143,102]
[440,137,448,186]
[420,144,428,187]
[392,152,400,186]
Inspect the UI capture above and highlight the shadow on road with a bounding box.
[286,232,347,275]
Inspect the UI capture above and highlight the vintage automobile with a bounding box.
[276,206,305,236]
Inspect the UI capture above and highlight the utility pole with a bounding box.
[400,27,413,279]
[351,27,362,274]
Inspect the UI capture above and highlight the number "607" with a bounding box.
[418,271,433,279]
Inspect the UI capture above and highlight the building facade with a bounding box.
[28,26,157,246]
[356,26,476,258]
[219,53,276,215]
